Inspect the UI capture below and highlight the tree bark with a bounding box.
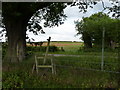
[4,18,27,62]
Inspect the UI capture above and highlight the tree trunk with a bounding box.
[4,18,26,62]
[82,32,92,48]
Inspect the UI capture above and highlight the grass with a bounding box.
[3,52,119,88]
[54,55,118,71]
[2,41,120,88]
[50,41,83,52]
[2,60,119,88]
[0,71,2,89]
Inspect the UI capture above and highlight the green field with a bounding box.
[39,41,83,52]
[2,41,120,88]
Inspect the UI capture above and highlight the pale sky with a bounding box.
[0,0,116,42]
[26,0,113,42]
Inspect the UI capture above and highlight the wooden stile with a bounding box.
[32,37,56,74]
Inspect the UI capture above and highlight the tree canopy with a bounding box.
[75,12,120,48]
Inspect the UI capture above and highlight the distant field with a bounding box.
[42,41,83,46]
[27,41,84,52]
[50,42,83,52]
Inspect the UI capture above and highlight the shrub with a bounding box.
[26,46,59,52]
[2,71,25,88]
[2,42,8,58]
[78,47,118,52]
[49,46,59,52]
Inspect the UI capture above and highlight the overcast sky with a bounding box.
[26,0,114,42]
[0,0,115,42]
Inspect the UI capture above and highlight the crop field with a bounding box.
[27,41,83,52]
[2,41,120,88]
[49,41,83,52]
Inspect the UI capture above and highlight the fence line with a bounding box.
[2,56,119,74]
[55,65,120,74]
[54,60,118,64]
[48,54,118,58]
[2,57,118,65]
[54,58,119,73]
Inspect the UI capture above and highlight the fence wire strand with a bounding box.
[55,65,120,74]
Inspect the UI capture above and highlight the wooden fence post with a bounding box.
[43,37,51,64]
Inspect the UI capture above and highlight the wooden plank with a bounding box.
[37,65,52,68]
[37,57,44,59]
[51,57,54,74]
[32,64,35,73]
[35,55,38,74]
[33,53,56,74]
[54,64,56,75]
[43,37,51,64]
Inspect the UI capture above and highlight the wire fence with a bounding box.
[2,54,120,74]
[51,54,120,74]
[54,65,120,74]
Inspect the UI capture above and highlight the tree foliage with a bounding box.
[2,2,67,35]
[75,12,120,48]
